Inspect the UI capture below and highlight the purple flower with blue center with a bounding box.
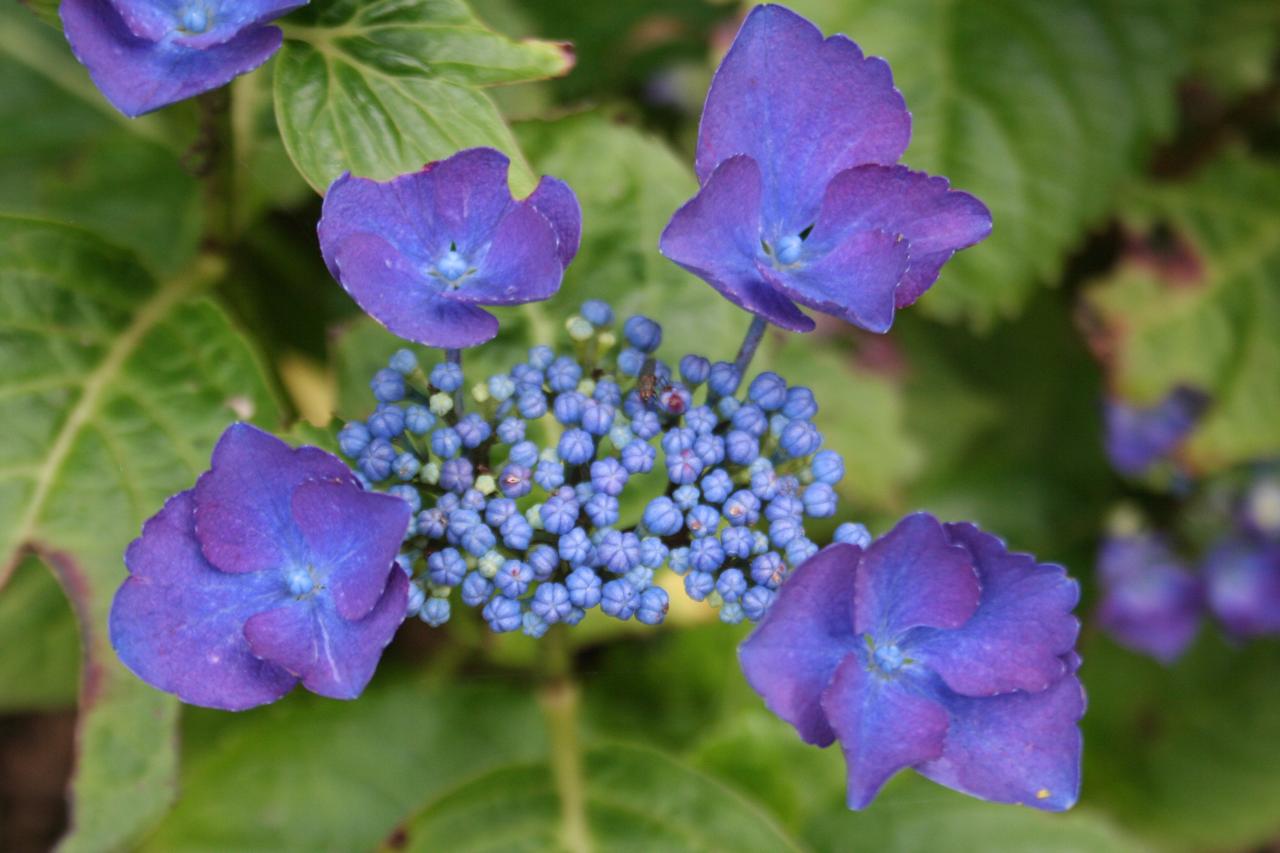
[61,0,304,117]
[1095,534,1202,663]
[1203,537,1280,638]
[110,424,411,710]
[740,513,1082,810]
[660,5,991,334]
[318,148,581,348]
[1103,386,1209,476]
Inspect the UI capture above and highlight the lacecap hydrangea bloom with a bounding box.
[340,302,864,636]
[110,424,410,710]
[318,148,581,348]
[61,0,304,117]
[660,5,991,333]
[740,513,1083,810]
[1095,534,1201,664]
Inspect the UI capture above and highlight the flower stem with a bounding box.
[540,628,592,853]
[445,348,464,414]
[189,90,236,252]
[733,315,770,378]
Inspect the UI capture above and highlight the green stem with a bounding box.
[189,90,236,252]
[539,628,591,853]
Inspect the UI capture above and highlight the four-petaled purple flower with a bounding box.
[1095,534,1202,664]
[61,0,305,117]
[110,423,411,710]
[740,513,1082,810]
[1203,537,1280,638]
[318,148,582,348]
[660,5,991,333]
[1103,385,1209,477]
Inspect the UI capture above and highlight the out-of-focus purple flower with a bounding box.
[1203,537,1280,637]
[740,513,1082,810]
[1103,386,1209,477]
[110,423,410,710]
[1095,534,1202,664]
[660,5,991,333]
[60,0,304,117]
[319,148,581,348]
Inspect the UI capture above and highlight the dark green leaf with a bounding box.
[0,555,79,710]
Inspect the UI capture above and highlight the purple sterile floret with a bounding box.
[1103,386,1210,476]
[659,5,990,333]
[61,0,304,118]
[739,512,1082,811]
[1096,534,1202,663]
[1203,537,1280,637]
[318,148,582,347]
[110,423,411,710]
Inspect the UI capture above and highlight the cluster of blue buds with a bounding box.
[338,301,864,637]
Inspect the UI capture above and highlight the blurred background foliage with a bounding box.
[0,0,1277,850]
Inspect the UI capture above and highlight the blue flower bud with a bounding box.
[723,431,758,467]
[750,469,781,501]
[368,404,405,439]
[730,404,766,438]
[636,587,669,625]
[658,384,692,416]
[679,354,711,385]
[421,596,451,627]
[440,458,474,494]
[786,536,819,566]
[834,522,873,548]
[626,566,654,593]
[685,570,715,601]
[500,514,534,550]
[406,581,426,616]
[803,483,838,517]
[617,347,646,377]
[686,504,720,538]
[387,485,421,514]
[707,361,741,397]
[586,457,627,497]
[528,345,555,370]
[747,371,787,410]
[427,548,467,586]
[494,559,533,597]
[531,582,574,624]
[669,546,691,574]
[751,552,787,588]
[598,529,641,573]
[371,368,406,403]
[430,361,464,392]
[574,482,595,503]
[559,527,594,565]
[780,420,822,458]
[431,426,462,458]
[721,526,754,559]
[437,493,461,514]
[601,578,639,619]
[547,356,583,393]
[769,515,803,548]
[594,378,623,407]
[581,399,615,436]
[716,568,747,602]
[359,438,397,481]
[405,405,435,435]
[631,410,661,440]
[720,601,746,624]
[495,464,531,499]
[782,386,818,420]
[460,523,496,557]
[482,595,522,632]
[672,484,700,511]
[461,488,487,511]
[338,421,372,457]
[723,490,761,526]
[525,457,561,491]
[765,494,804,521]
[566,567,602,608]
[639,537,668,569]
[417,508,447,539]
[521,611,549,638]
[809,449,844,484]
[389,348,417,375]
[584,493,620,527]
[392,452,420,481]
[552,390,585,425]
[541,489,580,535]
[623,315,662,353]
[661,427,694,454]
[642,497,682,536]
[717,397,742,420]
[460,571,493,607]
[581,299,614,326]
[689,537,725,572]
[618,440,655,475]
[752,531,771,555]
[693,434,725,467]
[700,469,734,504]
[666,448,704,485]
[558,428,595,465]
[517,388,548,419]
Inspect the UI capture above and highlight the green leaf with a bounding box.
[1082,152,1280,473]
[0,6,201,274]
[0,217,281,851]
[1082,633,1280,850]
[140,677,548,851]
[1188,0,1280,95]
[273,0,574,194]
[516,112,752,365]
[396,742,802,852]
[0,555,79,710]
[787,0,1194,328]
[16,0,59,28]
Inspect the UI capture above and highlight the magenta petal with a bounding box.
[110,492,296,710]
[660,156,815,332]
[330,233,500,348]
[61,0,283,118]
[193,424,358,575]
[910,523,1080,697]
[291,479,409,621]
[760,228,910,334]
[447,202,565,305]
[244,569,408,700]
[738,543,861,746]
[853,513,979,642]
[820,659,949,809]
[696,5,910,233]
[810,165,993,308]
[528,175,583,266]
[919,672,1085,811]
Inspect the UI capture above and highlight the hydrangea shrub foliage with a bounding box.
[2,0,1278,848]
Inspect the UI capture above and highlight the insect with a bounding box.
[637,357,667,407]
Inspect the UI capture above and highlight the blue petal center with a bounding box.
[435,249,469,283]
[775,234,804,265]
[873,642,905,673]
[178,3,211,33]
[285,566,315,598]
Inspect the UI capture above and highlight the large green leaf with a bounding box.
[1082,152,1280,474]
[0,6,201,275]
[0,555,79,710]
[0,218,280,851]
[273,0,574,194]
[789,0,1194,328]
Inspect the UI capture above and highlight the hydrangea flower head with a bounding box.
[1103,386,1209,477]
[1203,537,1280,637]
[1095,534,1202,663]
[110,423,411,710]
[319,148,581,348]
[660,5,992,333]
[60,0,304,117]
[739,513,1082,810]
